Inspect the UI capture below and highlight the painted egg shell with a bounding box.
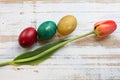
[37,21,57,40]
[18,27,37,48]
[57,15,77,35]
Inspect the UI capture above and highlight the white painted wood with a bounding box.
[0,1,120,80]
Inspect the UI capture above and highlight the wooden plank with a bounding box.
[1,0,120,3]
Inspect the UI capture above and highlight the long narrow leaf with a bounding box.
[14,47,59,65]
[14,40,66,61]
[0,40,66,66]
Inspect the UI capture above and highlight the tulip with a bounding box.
[0,20,117,66]
[94,20,117,38]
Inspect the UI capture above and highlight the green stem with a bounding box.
[0,61,13,66]
[65,31,94,43]
[14,31,94,63]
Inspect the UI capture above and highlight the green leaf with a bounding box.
[12,40,66,65]
[14,47,58,65]
[0,40,67,66]
[14,40,66,61]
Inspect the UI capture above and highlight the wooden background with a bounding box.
[0,0,120,80]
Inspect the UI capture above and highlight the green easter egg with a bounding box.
[37,21,57,40]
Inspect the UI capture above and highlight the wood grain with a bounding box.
[0,1,120,80]
[1,0,120,3]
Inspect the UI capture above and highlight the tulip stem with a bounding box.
[64,31,94,43]
[0,61,13,66]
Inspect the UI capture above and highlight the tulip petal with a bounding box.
[94,20,117,38]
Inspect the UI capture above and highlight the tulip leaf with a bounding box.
[14,40,64,60]
[14,48,58,65]
[0,40,66,66]
[13,40,66,61]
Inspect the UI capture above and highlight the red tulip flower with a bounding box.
[94,20,117,38]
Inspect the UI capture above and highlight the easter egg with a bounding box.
[57,15,77,35]
[37,21,57,40]
[18,27,37,48]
